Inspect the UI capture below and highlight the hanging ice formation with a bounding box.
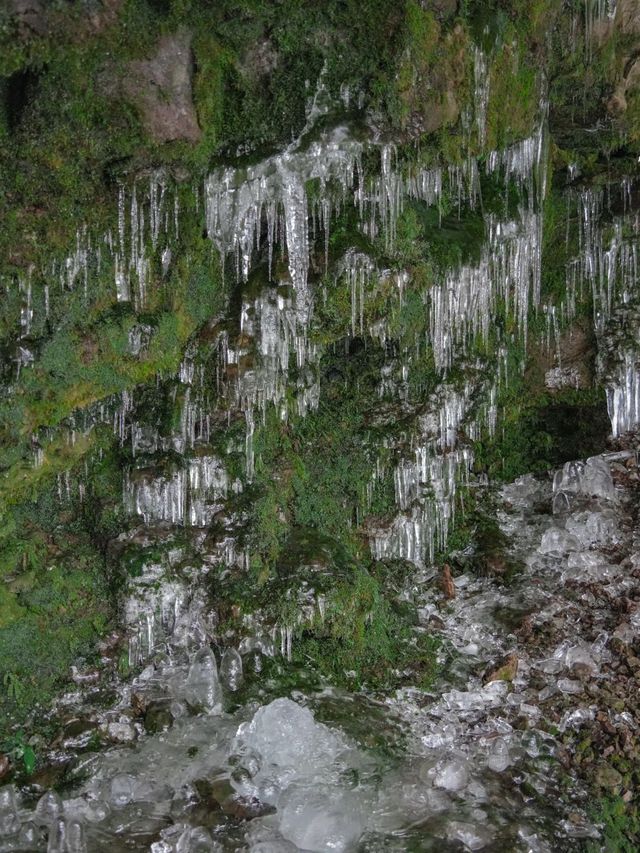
[368,373,503,567]
[362,122,546,567]
[582,0,618,59]
[17,63,552,573]
[204,125,362,312]
[114,173,178,309]
[124,455,228,527]
[473,47,490,149]
[561,179,640,436]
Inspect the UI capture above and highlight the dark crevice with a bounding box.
[4,67,40,133]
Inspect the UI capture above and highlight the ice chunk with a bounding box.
[63,797,111,825]
[442,690,486,712]
[553,458,616,504]
[185,648,222,712]
[518,827,552,853]
[278,785,365,853]
[106,720,136,742]
[567,551,606,571]
[584,457,617,499]
[66,820,87,853]
[433,757,469,792]
[559,708,595,732]
[564,643,597,672]
[247,829,298,853]
[47,818,68,853]
[110,774,136,808]
[487,738,511,772]
[538,657,564,674]
[220,647,244,692]
[35,790,63,827]
[18,822,42,848]
[0,784,20,836]
[232,699,343,804]
[565,510,619,546]
[234,698,341,773]
[558,678,583,694]
[502,473,547,507]
[176,825,219,853]
[447,821,494,850]
[538,527,579,556]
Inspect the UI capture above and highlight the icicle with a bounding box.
[204,126,361,298]
[245,408,255,482]
[473,47,490,149]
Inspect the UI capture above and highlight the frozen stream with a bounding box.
[1,449,637,851]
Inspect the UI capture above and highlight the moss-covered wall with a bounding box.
[0,0,639,738]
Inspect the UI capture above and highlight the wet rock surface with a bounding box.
[122,29,201,144]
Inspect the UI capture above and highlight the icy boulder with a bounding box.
[502,473,548,508]
[565,509,619,546]
[232,699,364,849]
[0,785,20,836]
[184,648,222,713]
[232,699,343,803]
[151,823,222,853]
[538,527,579,556]
[553,458,616,507]
[433,757,469,792]
[487,738,511,772]
[220,647,244,692]
[34,790,63,827]
[278,785,366,853]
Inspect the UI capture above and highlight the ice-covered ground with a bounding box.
[1,449,638,852]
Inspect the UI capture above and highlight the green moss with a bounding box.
[473,362,609,483]
[394,2,468,136]
[291,563,439,689]
[485,45,538,150]
[587,796,640,853]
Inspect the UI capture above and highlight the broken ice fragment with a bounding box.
[185,648,222,712]
[220,647,244,692]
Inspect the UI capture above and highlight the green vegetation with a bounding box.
[588,797,640,853]
[290,563,440,689]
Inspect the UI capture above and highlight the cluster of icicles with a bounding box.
[555,177,640,437]
[581,0,618,61]
[367,359,505,567]
[15,70,552,569]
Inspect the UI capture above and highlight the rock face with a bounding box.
[428,0,458,21]
[123,29,201,144]
[8,0,123,39]
[9,0,47,37]
[617,0,640,37]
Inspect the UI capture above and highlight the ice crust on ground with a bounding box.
[4,451,629,852]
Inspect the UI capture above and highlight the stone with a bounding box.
[571,662,594,680]
[144,701,174,734]
[221,795,276,820]
[441,563,456,600]
[123,28,201,144]
[616,0,640,37]
[483,653,519,685]
[0,755,10,780]
[9,0,48,36]
[595,763,623,790]
[238,38,279,82]
[430,0,458,20]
